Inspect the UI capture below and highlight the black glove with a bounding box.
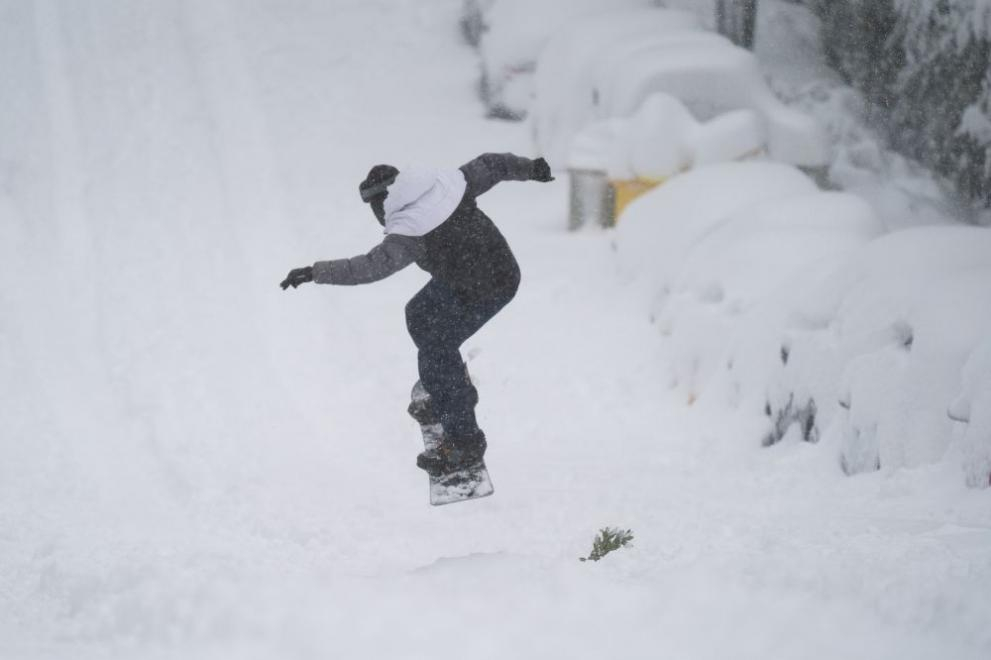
[530,157,555,182]
[280,266,313,290]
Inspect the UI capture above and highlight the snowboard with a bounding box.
[410,381,493,506]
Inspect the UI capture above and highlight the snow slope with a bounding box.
[1,1,990,658]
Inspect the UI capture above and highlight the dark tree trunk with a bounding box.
[716,0,758,50]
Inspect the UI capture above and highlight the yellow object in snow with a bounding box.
[608,177,666,225]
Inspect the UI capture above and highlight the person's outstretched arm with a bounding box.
[280,234,424,289]
[460,153,554,198]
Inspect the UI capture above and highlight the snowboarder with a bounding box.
[280,153,554,476]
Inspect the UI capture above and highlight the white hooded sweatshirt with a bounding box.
[382,166,468,237]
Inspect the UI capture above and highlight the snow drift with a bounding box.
[614,162,991,485]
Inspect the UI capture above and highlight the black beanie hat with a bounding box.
[359,164,399,203]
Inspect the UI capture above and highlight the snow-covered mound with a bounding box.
[761,227,991,477]
[615,162,880,403]
[531,8,827,169]
[614,161,820,300]
[615,161,991,485]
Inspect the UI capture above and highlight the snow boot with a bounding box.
[416,430,487,476]
[408,375,479,427]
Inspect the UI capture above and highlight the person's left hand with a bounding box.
[280,266,313,290]
[530,157,555,182]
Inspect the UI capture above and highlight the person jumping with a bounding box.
[280,153,554,475]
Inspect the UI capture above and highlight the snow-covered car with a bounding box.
[531,7,827,168]
[477,0,651,120]
[568,92,766,182]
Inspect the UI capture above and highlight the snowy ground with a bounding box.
[2,1,990,658]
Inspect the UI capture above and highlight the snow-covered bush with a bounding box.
[614,161,991,486]
[811,0,991,207]
[762,227,991,478]
[531,7,826,169]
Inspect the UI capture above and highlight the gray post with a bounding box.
[568,169,615,230]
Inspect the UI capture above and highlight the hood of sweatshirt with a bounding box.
[382,166,467,237]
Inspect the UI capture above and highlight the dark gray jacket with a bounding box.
[313,152,535,300]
